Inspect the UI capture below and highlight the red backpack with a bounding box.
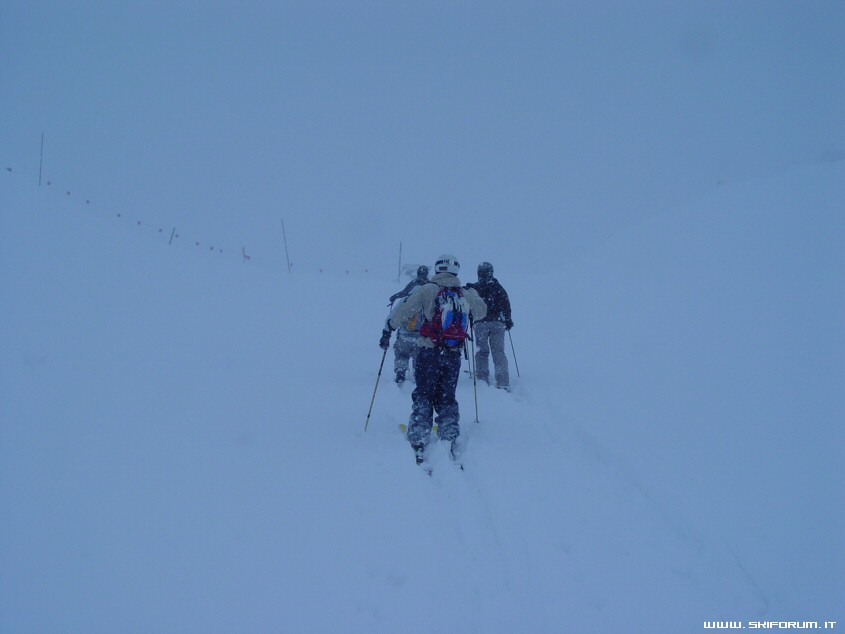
[419,285,469,347]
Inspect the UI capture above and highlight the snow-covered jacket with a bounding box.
[389,272,487,348]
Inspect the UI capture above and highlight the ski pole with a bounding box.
[508,330,520,378]
[364,346,389,431]
[470,318,479,423]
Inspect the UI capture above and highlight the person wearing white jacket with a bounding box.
[382,254,486,464]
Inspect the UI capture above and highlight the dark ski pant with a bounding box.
[407,345,462,446]
[474,320,509,388]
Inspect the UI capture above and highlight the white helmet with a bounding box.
[434,254,460,275]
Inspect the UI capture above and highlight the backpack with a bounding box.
[405,309,423,333]
[419,284,469,347]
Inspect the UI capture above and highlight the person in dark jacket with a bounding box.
[388,265,429,304]
[466,262,513,390]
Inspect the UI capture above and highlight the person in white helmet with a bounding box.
[382,254,486,465]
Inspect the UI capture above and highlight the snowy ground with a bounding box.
[1,158,842,632]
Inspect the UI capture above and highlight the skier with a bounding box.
[382,254,486,465]
[388,265,429,304]
[466,261,513,391]
[380,289,423,384]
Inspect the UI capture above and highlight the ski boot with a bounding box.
[413,443,426,465]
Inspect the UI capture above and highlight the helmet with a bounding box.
[477,262,494,280]
[417,265,429,279]
[434,254,460,275]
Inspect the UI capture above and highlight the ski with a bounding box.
[399,423,438,434]
[411,439,466,474]
[416,456,463,475]
[450,437,466,471]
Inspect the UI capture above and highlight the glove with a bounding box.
[504,318,514,331]
[379,329,391,350]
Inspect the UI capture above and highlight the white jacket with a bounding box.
[389,272,487,348]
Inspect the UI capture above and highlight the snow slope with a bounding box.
[0,161,845,632]
[1,159,842,632]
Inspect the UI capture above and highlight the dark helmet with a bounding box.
[478,262,494,280]
[417,265,429,279]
